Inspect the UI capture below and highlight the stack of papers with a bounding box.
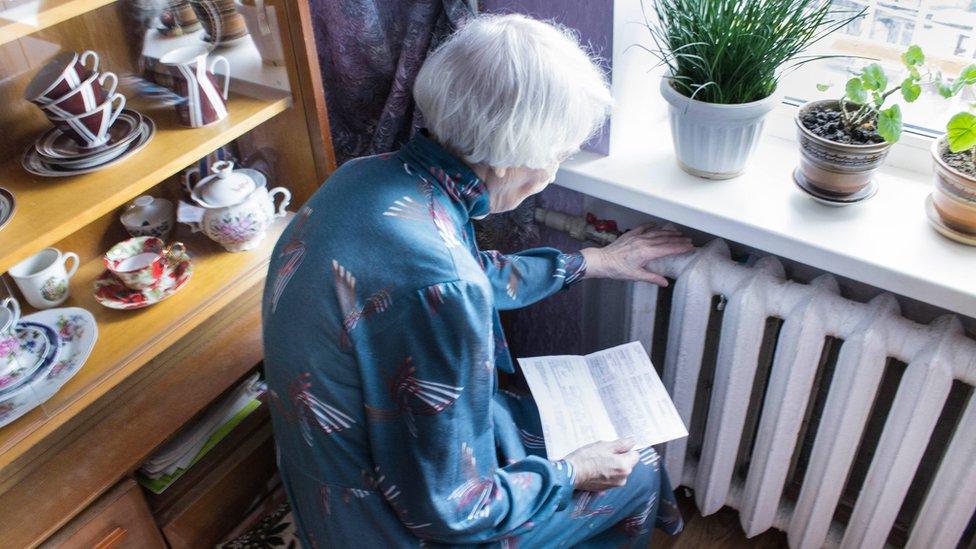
[137,373,266,494]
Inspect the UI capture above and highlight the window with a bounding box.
[778,0,975,136]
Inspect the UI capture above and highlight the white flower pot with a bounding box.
[660,77,779,179]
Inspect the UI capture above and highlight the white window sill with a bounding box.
[556,133,976,319]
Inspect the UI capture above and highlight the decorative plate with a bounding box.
[925,194,976,246]
[0,308,96,428]
[93,251,193,310]
[0,322,59,394]
[0,187,14,232]
[23,112,155,177]
[793,169,878,207]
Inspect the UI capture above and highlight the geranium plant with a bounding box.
[820,45,929,143]
[940,66,976,167]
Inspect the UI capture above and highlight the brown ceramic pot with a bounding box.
[931,137,976,235]
[794,100,892,198]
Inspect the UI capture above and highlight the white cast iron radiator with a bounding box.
[630,238,976,549]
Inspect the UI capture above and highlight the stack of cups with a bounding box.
[24,51,125,150]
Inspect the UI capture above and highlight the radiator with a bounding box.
[627,238,976,549]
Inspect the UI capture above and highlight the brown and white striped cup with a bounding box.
[39,71,118,119]
[159,45,230,128]
[24,50,100,105]
[49,94,126,148]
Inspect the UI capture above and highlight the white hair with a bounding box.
[413,14,612,170]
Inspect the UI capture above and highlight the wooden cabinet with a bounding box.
[40,479,166,549]
[0,0,333,544]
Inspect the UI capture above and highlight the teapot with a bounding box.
[180,160,290,252]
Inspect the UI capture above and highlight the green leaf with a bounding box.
[901,45,924,66]
[816,83,831,92]
[936,74,955,98]
[845,77,867,104]
[959,64,976,85]
[908,65,920,79]
[946,112,976,153]
[901,78,921,102]
[860,63,887,91]
[877,104,902,143]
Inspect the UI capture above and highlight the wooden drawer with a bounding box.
[41,479,165,549]
[158,421,278,548]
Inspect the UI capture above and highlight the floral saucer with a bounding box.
[93,251,193,310]
[0,322,59,395]
[0,308,96,428]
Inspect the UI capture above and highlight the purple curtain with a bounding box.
[310,0,475,165]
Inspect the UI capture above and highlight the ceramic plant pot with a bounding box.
[930,137,976,239]
[660,77,779,179]
[794,100,892,201]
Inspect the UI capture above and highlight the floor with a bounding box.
[651,491,789,548]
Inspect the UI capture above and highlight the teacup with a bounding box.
[104,237,186,290]
[24,50,100,105]
[49,94,126,148]
[9,248,80,309]
[40,71,118,119]
[0,298,22,377]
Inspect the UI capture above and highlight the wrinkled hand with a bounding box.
[564,438,639,491]
[581,224,693,286]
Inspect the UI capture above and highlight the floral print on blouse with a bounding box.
[262,131,682,548]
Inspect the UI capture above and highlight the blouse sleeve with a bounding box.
[356,279,575,544]
[478,248,586,310]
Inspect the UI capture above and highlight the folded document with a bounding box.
[519,341,688,460]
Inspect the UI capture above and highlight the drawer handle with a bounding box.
[93,527,127,549]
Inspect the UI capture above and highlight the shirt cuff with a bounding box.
[559,252,587,287]
[551,459,576,510]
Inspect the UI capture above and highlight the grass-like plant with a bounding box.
[640,0,864,105]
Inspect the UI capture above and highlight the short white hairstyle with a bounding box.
[413,14,612,170]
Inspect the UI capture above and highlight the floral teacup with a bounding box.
[104,237,186,290]
[0,298,23,377]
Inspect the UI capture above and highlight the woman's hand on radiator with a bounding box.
[580,224,692,286]
[564,438,640,491]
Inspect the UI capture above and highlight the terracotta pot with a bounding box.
[931,137,976,235]
[794,100,892,197]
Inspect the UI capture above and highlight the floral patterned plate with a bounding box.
[0,322,59,395]
[0,308,97,428]
[93,251,193,310]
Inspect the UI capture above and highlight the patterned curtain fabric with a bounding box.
[310,0,475,165]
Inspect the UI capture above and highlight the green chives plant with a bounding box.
[640,0,864,105]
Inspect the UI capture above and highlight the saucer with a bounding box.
[793,169,878,207]
[35,110,142,160]
[0,187,14,232]
[23,111,155,177]
[0,309,97,428]
[925,194,976,246]
[93,251,193,310]
[0,323,59,394]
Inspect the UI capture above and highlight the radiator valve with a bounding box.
[534,208,622,245]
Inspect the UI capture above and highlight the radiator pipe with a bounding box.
[533,207,621,246]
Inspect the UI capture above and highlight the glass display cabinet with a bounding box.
[0,0,333,544]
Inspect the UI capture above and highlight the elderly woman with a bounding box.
[263,14,690,548]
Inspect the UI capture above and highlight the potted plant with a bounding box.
[642,0,861,179]
[929,67,976,242]
[794,46,930,204]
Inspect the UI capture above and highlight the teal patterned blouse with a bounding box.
[262,132,682,548]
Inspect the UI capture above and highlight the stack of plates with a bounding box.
[22,110,155,177]
[0,187,14,232]
[0,307,97,428]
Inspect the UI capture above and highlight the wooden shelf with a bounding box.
[0,0,117,46]
[0,91,291,274]
[0,216,289,472]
